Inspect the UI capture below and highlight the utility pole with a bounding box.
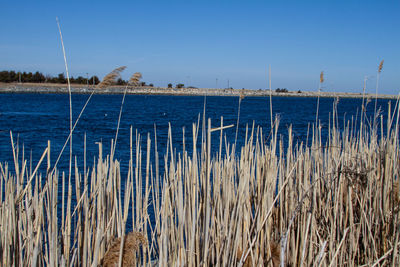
[86,73,89,87]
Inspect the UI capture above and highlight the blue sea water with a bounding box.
[0,93,393,174]
[0,93,395,234]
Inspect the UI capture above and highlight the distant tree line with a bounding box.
[0,70,100,85]
[275,88,288,93]
[0,70,183,89]
[275,88,303,93]
[115,78,153,87]
[167,83,188,89]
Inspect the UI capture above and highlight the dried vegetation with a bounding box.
[0,96,399,266]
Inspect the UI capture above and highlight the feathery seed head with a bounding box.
[320,71,324,83]
[378,60,384,73]
[129,72,143,86]
[97,66,127,89]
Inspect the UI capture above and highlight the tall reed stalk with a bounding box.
[234,89,245,149]
[315,71,324,126]
[56,18,74,265]
[269,65,273,130]
[1,99,399,266]
[374,60,384,130]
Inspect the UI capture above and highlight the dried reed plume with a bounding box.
[97,66,127,88]
[378,59,384,73]
[129,72,142,86]
[374,59,384,127]
[101,232,147,266]
[316,71,324,125]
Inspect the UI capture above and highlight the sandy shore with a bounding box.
[0,82,397,99]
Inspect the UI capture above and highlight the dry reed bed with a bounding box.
[0,104,399,266]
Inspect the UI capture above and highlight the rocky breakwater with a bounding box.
[0,83,397,99]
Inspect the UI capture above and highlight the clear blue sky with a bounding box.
[0,0,399,94]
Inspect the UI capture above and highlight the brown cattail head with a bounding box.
[129,72,143,86]
[236,246,252,267]
[270,241,280,267]
[378,60,384,73]
[101,231,147,267]
[393,179,399,210]
[320,71,324,83]
[97,66,127,89]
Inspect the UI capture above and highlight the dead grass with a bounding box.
[0,97,399,266]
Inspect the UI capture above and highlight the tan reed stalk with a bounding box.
[112,85,128,157]
[315,71,324,127]
[269,65,273,130]
[360,75,368,148]
[51,67,125,173]
[374,59,384,128]
[234,89,245,150]
[56,24,73,262]
[112,71,141,156]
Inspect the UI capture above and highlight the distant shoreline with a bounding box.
[0,82,397,99]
